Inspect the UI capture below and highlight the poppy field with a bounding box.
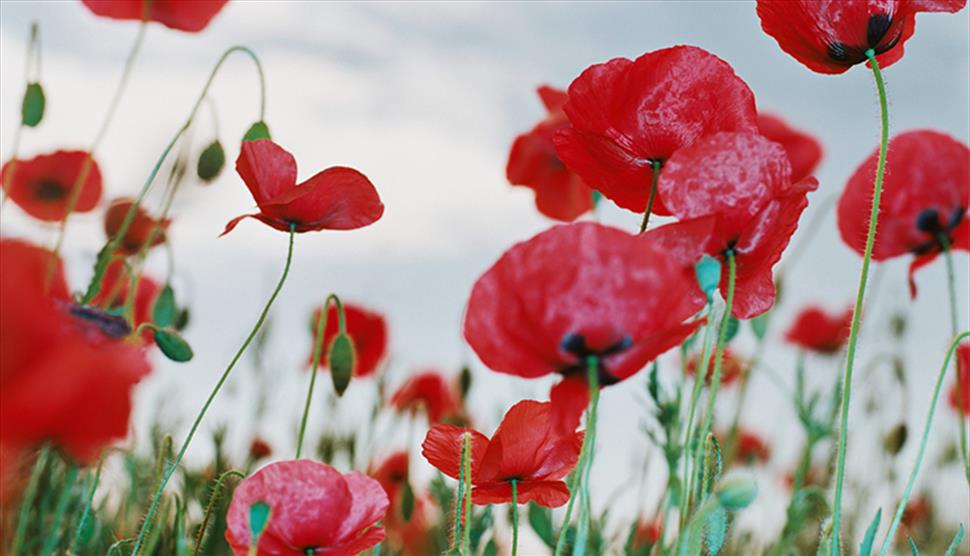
[1,1,969,555]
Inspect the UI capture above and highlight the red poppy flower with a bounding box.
[222,139,384,236]
[949,342,970,417]
[758,113,823,183]
[89,260,162,342]
[0,239,150,464]
[370,451,410,503]
[631,517,663,551]
[308,302,388,378]
[1,150,102,222]
[837,130,969,298]
[552,46,758,214]
[685,348,744,387]
[81,0,228,33]
[464,222,705,432]
[248,438,272,461]
[784,306,853,354]
[899,494,932,533]
[421,400,583,507]
[731,429,771,465]
[507,85,595,221]
[104,198,170,255]
[649,132,819,318]
[757,0,966,74]
[225,460,388,556]
[389,370,461,424]
[783,466,822,490]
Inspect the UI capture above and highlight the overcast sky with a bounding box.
[1,1,968,550]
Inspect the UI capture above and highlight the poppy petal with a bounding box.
[421,424,488,480]
[335,472,390,544]
[269,166,384,231]
[235,139,299,207]
[472,480,571,508]
[549,376,590,435]
[81,0,228,32]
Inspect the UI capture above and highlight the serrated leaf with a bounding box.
[196,140,225,182]
[153,285,177,328]
[723,316,740,343]
[154,328,193,362]
[750,312,769,340]
[944,524,964,556]
[695,256,722,301]
[329,334,354,396]
[242,121,271,142]
[858,508,881,556]
[704,506,728,555]
[528,503,555,548]
[401,481,415,522]
[21,82,45,127]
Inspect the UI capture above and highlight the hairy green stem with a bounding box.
[69,451,109,554]
[829,50,889,554]
[296,294,343,458]
[638,161,662,233]
[2,22,42,212]
[941,242,969,482]
[131,225,295,555]
[193,469,246,556]
[40,464,78,556]
[461,432,474,553]
[9,446,51,556]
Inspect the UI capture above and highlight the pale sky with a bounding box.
[1,1,969,551]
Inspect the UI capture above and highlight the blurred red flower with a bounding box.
[1,150,102,222]
[81,0,228,32]
[650,132,819,318]
[223,139,384,236]
[686,348,744,387]
[785,306,853,355]
[553,46,757,215]
[949,342,970,418]
[838,130,969,298]
[90,260,162,342]
[389,370,461,424]
[248,437,272,461]
[756,0,967,74]
[733,429,771,465]
[369,451,435,554]
[226,460,388,555]
[104,198,170,255]
[309,302,388,378]
[631,516,663,551]
[464,222,704,432]
[370,451,410,503]
[0,239,150,464]
[506,85,595,221]
[422,400,583,507]
[758,113,823,183]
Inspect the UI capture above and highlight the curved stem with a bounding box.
[9,446,50,556]
[296,294,342,458]
[638,161,662,233]
[511,480,519,556]
[829,51,889,554]
[877,332,970,556]
[81,45,267,304]
[1,22,41,212]
[941,242,970,482]
[193,469,246,556]
[69,450,110,554]
[131,226,295,556]
[40,464,78,556]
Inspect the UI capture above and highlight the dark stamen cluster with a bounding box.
[912,206,966,254]
[558,333,631,386]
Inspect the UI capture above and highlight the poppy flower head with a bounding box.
[838,130,969,297]
[225,460,388,556]
[370,451,410,503]
[733,429,771,465]
[553,45,758,214]
[1,150,102,222]
[104,198,171,255]
[309,302,388,378]
[785,306,853,354]
[632,516,664,551]
[223,139,384,236]
[248,438,272,461]
[421,400,583,508]
[389,370,461,424]
[464,222,705,431]
[89,260,162,342]
[0,239,150,464]
[507,85,595,222]
[757,0,967,74]
[685,348,745,387]
[949,342,970,418]
[81,0,228,32]
[757,113,823,183]
[899,494,932,533]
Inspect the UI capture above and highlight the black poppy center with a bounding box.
[827,13,902,65]
[33,179,68,201]
[68,304,131,339]
[557,333,631,386]
[912,206,965,254]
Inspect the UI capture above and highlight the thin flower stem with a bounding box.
[638,161,662,233]
[69,450,109,554]
[940,241,969,483]
[193,469,246,556]
[574,357,601,556]
[697,251,737,502]
[1,22,41,212]
[877,331,970,556]
[723,334,767,463]
[296,294,343,458]
[9,446,51,556]
[81,45,267,304]
[453,432,469,551]
[679,301,716,533]
[511,480,519,556]
[461,432,474,554]
[829,50,889,554]
[40,464,79,556]
[131,225,296,556]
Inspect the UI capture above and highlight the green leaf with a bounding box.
[154,328,194,362]
[944,524,964,556]
[715,478,757,511]
[482,538,498,556]
[401,481,415,522]
[694,256,722,301]
[907,537,919,556]
[249,501,271,542]
[21,82,45,127]
[196,140,226,182]
[459,365,472,400]
[858,508,881,556]
[704,506,728,555]
[152,285,177,328]
[528,502,555,548]
[591,190,602,206]
[749,312,770,340]
[329,334,355,396]
[242,121,271,142]
[723,316,740,343]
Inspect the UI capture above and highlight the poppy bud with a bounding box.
[248,501,272,546]
[242,121,271,143]
[883,423,908,456]
[750,312,769,340]
[197,140,226,182]
[694,256,722,302]
[724,316,740,343]
[329,333,355,396]
[152,284,177,328]
[154,328,194,362]
[401,480,415,522]
[459,365,472,400]
[21,82,45,127]
[715,477,757,511]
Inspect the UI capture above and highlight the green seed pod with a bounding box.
[329,333,355,396]
[242,121,272,142]
[715,477,757,511]
[197,140,226,182]
[21,82,45,127]
[154,328,194,362]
